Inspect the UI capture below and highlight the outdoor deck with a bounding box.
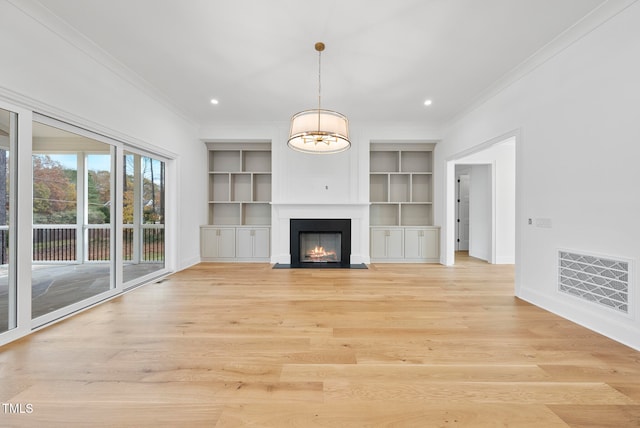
[0,262,164,326]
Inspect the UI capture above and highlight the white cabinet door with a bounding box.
[421,228,439,260]
[237,228,270,259]
[236,228,253,258]
[405,228,439,261]
[371,228,403,259]
[252,228,270,258]
[217,228,236,258]
[201,227,236,258]
[387,229,404,258]
[201,227,217,258]
[404,229,422,259]
[370,229,388,259]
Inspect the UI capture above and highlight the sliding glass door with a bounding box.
[123,151,165,286]
[0,108,16,334]
[32,121,114,320]
[0,106,172,346]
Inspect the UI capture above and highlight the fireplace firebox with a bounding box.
[290,219,351,268]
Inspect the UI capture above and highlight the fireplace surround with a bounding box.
[290,218,351,268]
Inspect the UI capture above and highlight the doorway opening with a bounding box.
[445,133,517,267]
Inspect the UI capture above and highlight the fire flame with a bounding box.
[306,246,337,261]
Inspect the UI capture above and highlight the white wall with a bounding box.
[0,0,205,270]
[435,2,640,350]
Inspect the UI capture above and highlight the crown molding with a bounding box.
[0,84,180,159]
[6,0,197,128]
[443,0,639,130]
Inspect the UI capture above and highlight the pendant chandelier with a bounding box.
[287,42,351,154]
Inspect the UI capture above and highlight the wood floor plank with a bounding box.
[549,404,640,428]
[214,403,569,428]
[323,380,635,405]
[280,363,553,383]
[0,254,639,427]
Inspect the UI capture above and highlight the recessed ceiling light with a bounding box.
[424,99,432,106]
[210,99,219,105]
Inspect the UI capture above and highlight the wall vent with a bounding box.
[558,251,629,314]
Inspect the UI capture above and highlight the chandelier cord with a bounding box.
[317,48,322,131]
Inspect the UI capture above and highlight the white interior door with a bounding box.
[457,174,470,251]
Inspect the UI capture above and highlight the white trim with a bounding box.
[5,0,196,128]
[113,144,123,293]
[0,89,179,160]
[519,284,639,352]
[0,102,34,346]
[78,152,86,262]
[179,256,201,272]
[133,154,142,265]
[494,256,516,265]
[444,0,639,128]
[442,129,520,286]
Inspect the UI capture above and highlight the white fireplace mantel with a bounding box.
[271,202,370,265]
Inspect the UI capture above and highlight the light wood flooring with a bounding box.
[1,254,639,427]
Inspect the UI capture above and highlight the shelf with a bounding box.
[207,202,272,226]
[243,150,271,172]
[253,173,272,201]
[204,143,272,261]
[370,142,435,229]
[242,203,271,225]
[401,204,432,226]
[390,174,410,202]
[209,203,240,225]
[411,174,432,202]
[369,142,437,262]
[230,173,251,201]
[370,151,399,173]
[209,173,230,201]
[370,204,399,226]
[206,142,272,228]
[401,151,432,173]
[370,174,388,203]
[209,150,240,172]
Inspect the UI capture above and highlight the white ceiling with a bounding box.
[36,0,607,127]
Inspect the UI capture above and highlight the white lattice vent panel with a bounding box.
[558,251,629,314]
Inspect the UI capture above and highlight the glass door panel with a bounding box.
[123,152,165,285]
[0,108,15,334]
[86,154,112,262]
[32,122,113,319]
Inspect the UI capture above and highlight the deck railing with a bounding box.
[33,225,77,261]
[25,224,165,263]
[122,225,165,262]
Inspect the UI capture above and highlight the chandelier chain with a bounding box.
[318,48,322,111]
[317,49,322,131]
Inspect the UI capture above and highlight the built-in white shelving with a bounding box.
[202,142,271,261]
[370,142,439,262]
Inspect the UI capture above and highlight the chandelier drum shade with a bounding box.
[288,109,350,154]
[287,42,351,154]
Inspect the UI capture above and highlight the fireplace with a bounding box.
[290,219,351,268]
